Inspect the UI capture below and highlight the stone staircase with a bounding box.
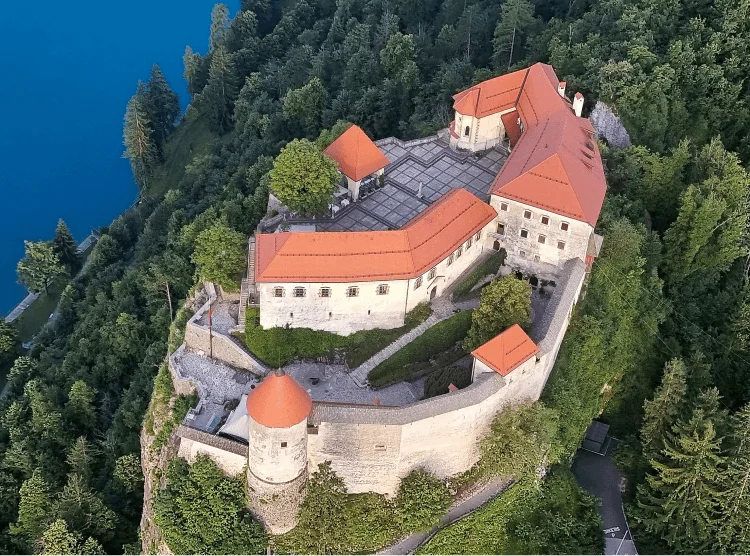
[349,297,460,388]
[238,237,258,330]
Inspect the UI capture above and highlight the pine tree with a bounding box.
[183,46,207,98]
[144,64,180,154]
[52,219,81,276]
[37,519,102,555]
[640,358,688,461]
[717,403,750,553]
[122,83,157,189]
[635,403,724,553]
[492,0,536,70]
[209,4,231,51]
[11,469,52,547]
[199,46,238,133]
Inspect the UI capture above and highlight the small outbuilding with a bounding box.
[323,124,390,201]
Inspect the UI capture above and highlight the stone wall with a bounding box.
[175,425,248,477]
[168,344,201,398]
[247,470,306,535]
[185,296,266,374]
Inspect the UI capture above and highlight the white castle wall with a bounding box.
[248,418,308,484]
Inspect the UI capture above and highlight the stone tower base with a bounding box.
[247,470,306,534]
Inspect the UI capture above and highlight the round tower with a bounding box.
[246,370,312,534]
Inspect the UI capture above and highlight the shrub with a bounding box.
[452,249,507,300]
[423,365,472,398]
[395,470,451,532]
[155,456,267,555]
[368,310,473,388]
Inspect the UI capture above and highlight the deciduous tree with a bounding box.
[269,139,339,214]
[463,275,531,351]
[17,240,67,294]
[191,222,247,291]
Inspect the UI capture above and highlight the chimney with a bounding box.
[557,82,566,98]
[573,92,584,118]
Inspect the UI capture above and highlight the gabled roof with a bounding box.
[246,370,312,428]
[471,324,539,376]
[255,188,497,283]
[453,63,607,226]
[323,124,390,181]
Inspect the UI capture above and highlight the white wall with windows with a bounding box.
[488,194,592,277]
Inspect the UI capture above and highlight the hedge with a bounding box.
[368,310,473,388]
[241,303,431,368]
[423,365,473,398]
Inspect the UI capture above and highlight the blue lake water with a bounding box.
[0,0,237,315]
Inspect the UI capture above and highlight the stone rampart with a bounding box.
[175,425,247,476]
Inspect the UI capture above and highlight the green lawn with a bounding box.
[451,249,506,301]
[239,304,432,369]
[144,114,216,199]
[11,280,67,343]
[367,310,473,388]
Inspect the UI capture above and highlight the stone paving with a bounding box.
[307,135,507,232]
[196,300,238,335]
[175,349,260,432]
[283,361,422,406]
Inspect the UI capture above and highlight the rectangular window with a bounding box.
[475,231,481,241]
[557,241,566,250]
[500,202,508,211]
[319,287,331,298]
[497,223,505,235]
[414,276,423,290]
[519,250,526,258]
[346,286,359,297]
[466,238,472,249]
[447,253,454,266]
[538,235,546,244]
[273,287,284,298]
[541,215,549,225]
[523,210,532,219]
[520,229,528,239]
[281,442,287,448]
[428,267,437,280]
[456,246,463,258]
[561,222,569,232]
[293,287,306,298]
[534,255,540,262]
[377,284,389,295]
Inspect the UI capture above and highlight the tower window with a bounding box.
[538,235,546,244]
[464,126,470,137]
[523,210,532,219]
[281,442,287,448]
[541,216,549,225]
[561,222,569,232]
[557,241,566,250]
[520,229,529,239]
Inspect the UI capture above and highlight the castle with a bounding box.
[167,63,606,535]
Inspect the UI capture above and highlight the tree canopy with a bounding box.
[16,240,67,293]
[191,222,247,291]
[463,275,531,351]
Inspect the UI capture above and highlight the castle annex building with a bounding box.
[168,63,607,535]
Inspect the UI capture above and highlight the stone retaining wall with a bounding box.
[175,425,247,476]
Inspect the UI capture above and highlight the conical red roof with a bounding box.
[246,370,312,428]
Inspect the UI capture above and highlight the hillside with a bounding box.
[1,0,750,554]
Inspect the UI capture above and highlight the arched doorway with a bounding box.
[430,286,437,300]
[493,240,500,251]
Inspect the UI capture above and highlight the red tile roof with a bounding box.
[471,324,539,376]
[323,124,390,181]
[453,63,606,226]
[246,370,312,428]
[255,188,497,283]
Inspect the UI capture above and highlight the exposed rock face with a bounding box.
[589,101,631,148]
[139,422,177,555]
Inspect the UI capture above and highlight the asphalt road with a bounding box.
[572,440,638,555]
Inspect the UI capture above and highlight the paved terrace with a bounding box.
[286,134,508,232]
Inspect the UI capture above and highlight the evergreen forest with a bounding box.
[2,0,750,552]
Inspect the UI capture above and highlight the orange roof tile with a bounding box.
[246,370,312,428]
[255,188,497,283]
[323,124,390,181]
[452,63,606,226]
[471,324,539,376]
